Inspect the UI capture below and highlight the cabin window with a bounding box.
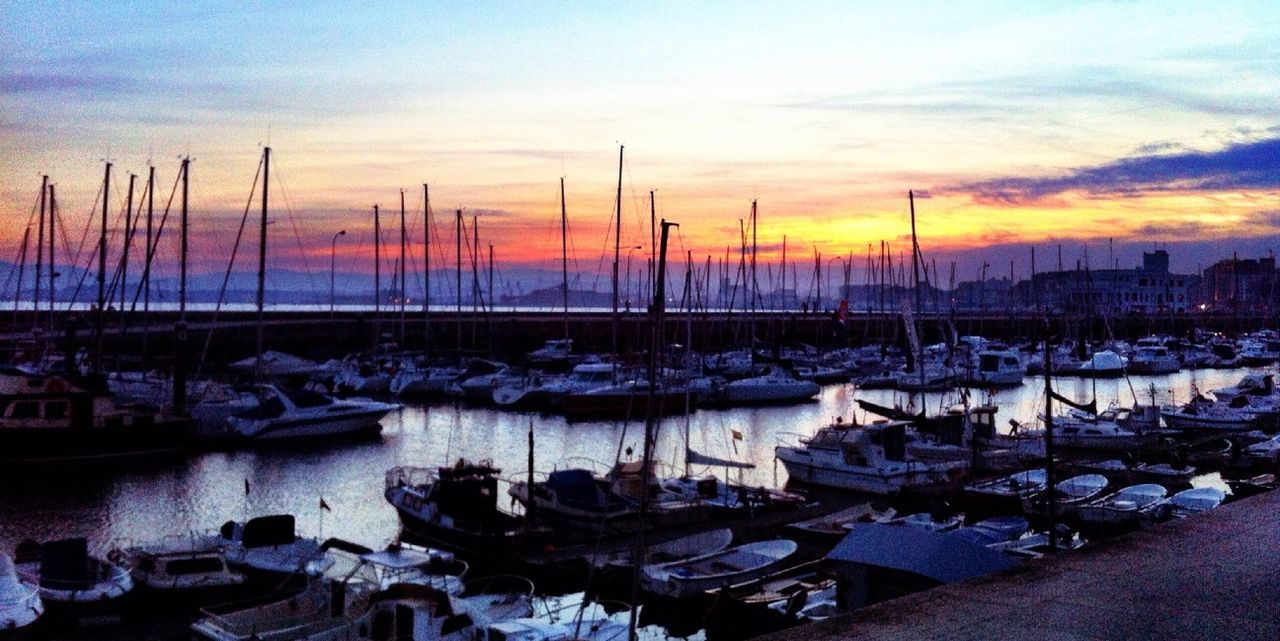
[45,401,68,419]
[10,401,39,419]
[165,556,226,575]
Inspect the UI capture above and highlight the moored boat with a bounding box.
[1078,484,1168,527]
[0,553,42,634]
[641,539,798,599]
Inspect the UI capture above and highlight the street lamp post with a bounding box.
[625,245,642,311]
[330,230,346,316]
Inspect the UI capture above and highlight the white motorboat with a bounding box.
[1022,474,1109,517]
[962,344,1025,387]
[1160,400,1258,432]
[1127,346,1181,375]
[193,543,489,641]
[1045,412,1160,450]
[110,532,246,599]
[218,514,333,580]
[712,370,820,406]
[226,385,399,441]
[1072,350,1125,378]
[892,361,955,392]
[0,553,42,632]
[1078,484,1168,526]
[1212,373,1275,400]
[641,539,798,599]
[13,538,133,612]
[776,421,968,495]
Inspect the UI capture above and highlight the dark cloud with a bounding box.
[0,72,135,94]
[953,137,1280,205]
[1245,210,1280,229]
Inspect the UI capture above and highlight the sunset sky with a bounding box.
[2,2,1277,295]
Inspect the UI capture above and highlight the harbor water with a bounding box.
[1,367,1261,559]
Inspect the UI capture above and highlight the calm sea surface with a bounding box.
[0,367,1263,559]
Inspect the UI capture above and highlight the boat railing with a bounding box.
[386,466,436,489]
[775,431,809,447]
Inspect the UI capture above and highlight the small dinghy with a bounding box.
[785,503,895,540]
[1023,474,1109,517]
[641,539,798,599]
[590,528,733,571]
[0,552,43,632]
[1163,487,1227,519]
[1078,484,1168,527]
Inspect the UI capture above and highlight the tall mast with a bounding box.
[455,209,462,354]
[34,175,46,329]
[13,226,29,325]
[629,218,678,641]
[255,147,270,381]
[46,182,55,329]
[909,190,922,315]
[430,182,435,355]
[649,190,656,302]
[144,165,154,316]
[96,162,110,370]
[118,173,135,354]
[399,189,407,344]
[612,145,623,377]
[180,158,189,320]
[560,177,569,341]
[750,200,758,359]
[120,173,135,326]
[373,204,381,316]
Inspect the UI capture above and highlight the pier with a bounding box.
[2,309,1274,368]
[769,485,1280,641]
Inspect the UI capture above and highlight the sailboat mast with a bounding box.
[96,162,110,370]
[750,200,758,358]
[144,165,154,317]
[373,204,381,316]
[255,147,270,381]
[909,190,922,315]
[13,226,29,325]
[34,175,46,329]
[46,182,55,328]
[612,145,623,376]
[400,189,407,344]
[455,209,462,354]
[430,184,435,355]
[120,173,135,328]
[629,218,678,641]
[180,157,189,320]
[560,177,569,341]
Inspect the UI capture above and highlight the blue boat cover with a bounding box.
[828,523,1015,583]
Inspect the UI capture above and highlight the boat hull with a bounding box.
[775,447,963,496]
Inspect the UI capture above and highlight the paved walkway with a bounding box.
[774,488,1280,641]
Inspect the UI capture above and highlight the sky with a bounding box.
[2,1,1277,295]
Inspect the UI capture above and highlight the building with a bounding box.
[1028,250,1199,314]
[1200,255,1277,314]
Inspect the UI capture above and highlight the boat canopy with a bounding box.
[828,524,1015,583]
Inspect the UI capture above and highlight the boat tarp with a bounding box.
[547,469,612,510]
[827,524,1015,583]
[40,538,90,582]
[686,448,756,469]
[241,514,297,548]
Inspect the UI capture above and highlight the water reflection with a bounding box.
[0,367,1262,557]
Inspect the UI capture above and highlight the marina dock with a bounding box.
[771,484,1280,640]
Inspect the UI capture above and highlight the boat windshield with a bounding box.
[283,388,334,408]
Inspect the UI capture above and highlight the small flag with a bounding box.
[319,497,332,512]
[244,478,250,496]
[731,429,743,441]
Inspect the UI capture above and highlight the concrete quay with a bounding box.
[772,488,1280,641]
